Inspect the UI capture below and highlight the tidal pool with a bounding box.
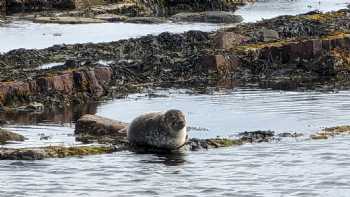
[1,88,350,196]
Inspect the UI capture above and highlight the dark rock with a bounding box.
[238,130,275,143]
[125,17,166,24]
[170,11,243,23]
[213,31,249,50]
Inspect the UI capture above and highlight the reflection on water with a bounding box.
[237,0,349,22]
[97,88,350,138]
[1,88,350,196]
[3,88,350,145]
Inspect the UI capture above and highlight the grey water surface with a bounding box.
[1,88,350,196]
[0,0,349,52]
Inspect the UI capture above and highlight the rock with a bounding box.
[197,54,240,76]
[94,14,128,22]
[260,28,280,42]
[238,130,275,143]
[214,31,249,50]
[170,11,243,23]
[0,145,117,160]
[15,102,44,112]
[0,129,26,144]
[6,0,75,13]
[75,114,128,137]
[33,16,106,24]
[125,17,166,24]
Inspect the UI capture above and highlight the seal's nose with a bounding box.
[177,120,186,129]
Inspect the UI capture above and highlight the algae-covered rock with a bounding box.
[0,145,118,160]
[170,11,243,23]
[310,125,350,140]
[0,129,26,144]
[125,16,166,24]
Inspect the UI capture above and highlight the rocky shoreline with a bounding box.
[1,9,350,111]
[1,113,350,160]
[1,0,249,24]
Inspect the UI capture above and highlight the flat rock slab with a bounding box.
[75,114,128,137]
[170,11,243,23]
[125,17,167,24]
[0,129,26,144]
[33,16,106,24]
[94,14,128,22]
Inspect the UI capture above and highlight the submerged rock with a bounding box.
[0,128,26,144]
[170,11,243,23]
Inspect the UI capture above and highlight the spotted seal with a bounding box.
[127,109,187,150]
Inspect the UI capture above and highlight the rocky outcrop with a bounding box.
[0,128,25,144]
[138,0,249,16]
[6,0,75,13]
[0,66,113,109]
[1,10,350,108]
[75,114,128,137]
[170,11,243,23]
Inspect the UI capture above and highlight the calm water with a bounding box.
[0,0,349,52]
[1,88,350,196]
[237,0,349,22]
[0,21,220,53]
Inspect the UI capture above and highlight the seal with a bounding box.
[127,109,187,150]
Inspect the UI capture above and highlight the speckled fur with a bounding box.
[127,109,187,150]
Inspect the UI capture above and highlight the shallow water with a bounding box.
[1,88,350,196]
[237,0,349,22]
[0,21,220,53]
[1,0,349,53]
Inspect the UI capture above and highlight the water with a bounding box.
[1,88,350,196]
[1,0,350,195]
[0,21,220,53]
[1,0,349,53]
[237,0,349,22]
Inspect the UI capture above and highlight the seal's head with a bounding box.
[164,109,186,131]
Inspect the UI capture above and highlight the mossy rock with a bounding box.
[0,129,26,144]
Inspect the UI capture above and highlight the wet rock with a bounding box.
[6,0,75,13]
[238,130,275,143]
[125,16,166,24]
[260,28,280,42]
[213,31,249,50]
[170,11,243,23]
[310,125,350,140]
[277,132,303,138]
[94,14,127,22]
[0,145,117,160]
[14,102,44,112]
[75,114,128,137]
[197,54,240,76]
[33,16,105,24]
[0,128,25,144]
[140,0,246,17]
